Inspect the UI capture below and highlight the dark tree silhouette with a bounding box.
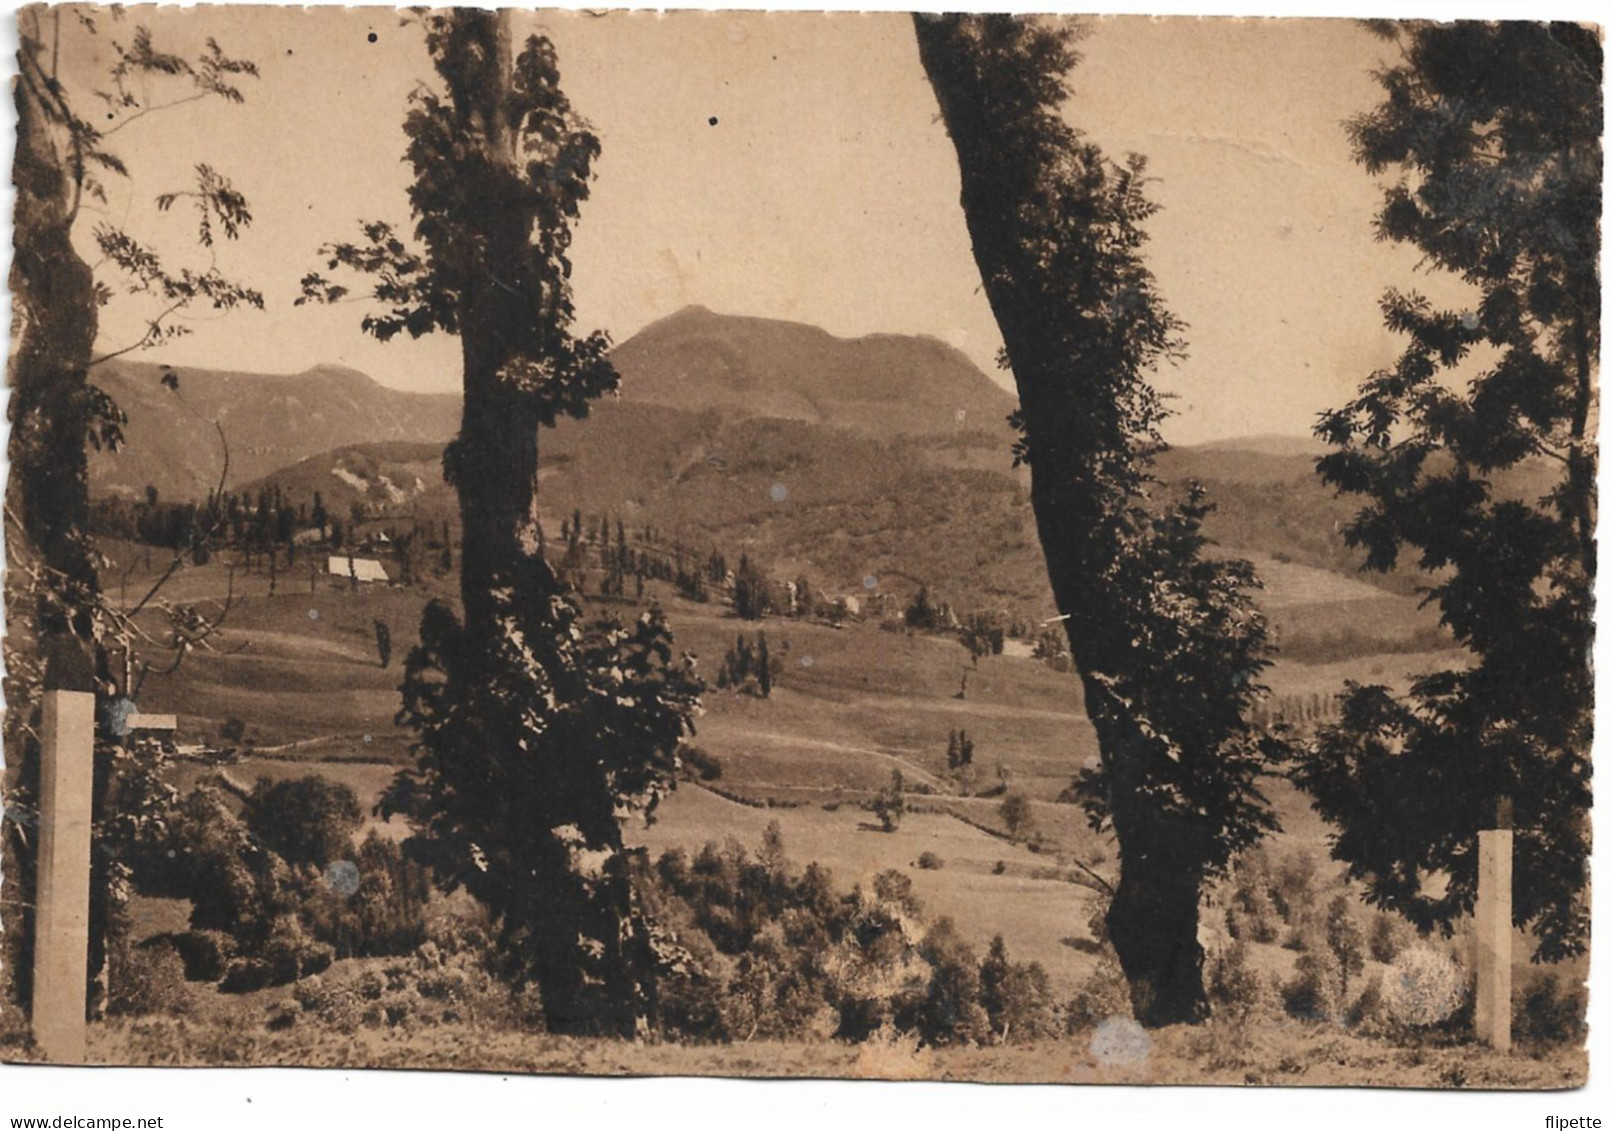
[914,14,1281,1025]
[1297,21,1599,962]
[6,9,258,1017]
[302,11,700,1035]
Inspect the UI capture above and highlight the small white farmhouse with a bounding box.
[327,555,390,583]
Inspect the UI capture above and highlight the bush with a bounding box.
[1282,949,1342,1023]
[1085,886,1112,948]
[1066,958,1131,1031]
[979,935,1056,1042]
[1324,894,1366,998]
[870,770,905,832]
[914,918,990,1046]
[992,860,1007,875]
[244,775,363,870]
[1346,971,1390,1035]
[1367,910,1411,963]
[1513,971,1587,1050]
[107,939,193,1017]
[1381,945,1466,1028]
[168,930,236,982]
[259,916,333,986]
[916,851,944,870]
[998,792,1034,840]
[1271,850,1320,927]
[680,745,723,782]
[1225,849,1280,944]
[297,832,432,959]
[1206,941,1274,1023]
[219,957,274,994]
[293,975,366,1034]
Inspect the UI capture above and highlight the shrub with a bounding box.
[1271,849,1320,927]
[107,939,192,1017]
[1067,958,1131,1031]
[1513,971,1587,1050]
[1282,949,1342,1023]
[219,957,273,994]
[244,775,363,870]
[1346,971,1390,1035]
[979,935,1056,1042]
[160,787,286,945]
[1381,945,1466,1028]
[260,916,333,986]
[1226,849,1280,944]
[680,745,723,782]
[992,860,1007,875]
[297,832,432,959]
[1206,941,1274,1023]
[916,851,944,870]
[168,930,236,982]
[871,869,922,916]
[1085,886,1112,948]
[998,792,1034,841]
[914,918,990,1046]
[293,975,366,1034]
[1324,894,1366,998]
[870,770,905,832]
[1367,910,1411,964]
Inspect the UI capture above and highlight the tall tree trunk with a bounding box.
[10,40,100,631]
[447,10,648,1036]
[8,22,108,1020]
[915,16,1211,1026]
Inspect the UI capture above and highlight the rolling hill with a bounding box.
[92,306,1468,626]
[87,361,461,501]
[607,304,1020,442]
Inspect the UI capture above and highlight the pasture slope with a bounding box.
[118,543,1463,1008]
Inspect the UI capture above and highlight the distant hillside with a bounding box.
[242,401,1056,614]
[240,441,447,515]
[87,361,460,501]
[608,305,1019,442]
[102,308,1533,633]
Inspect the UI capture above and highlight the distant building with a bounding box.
[126,713,177,735]
[327,555,389,583]
[126,713,178,752]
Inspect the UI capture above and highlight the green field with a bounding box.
[111,544,1462,1001]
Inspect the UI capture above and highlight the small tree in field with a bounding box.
[871,770,906,833]
[999,792,1034,842]
[958,613,1004,667]
[1324,894,1366,1001]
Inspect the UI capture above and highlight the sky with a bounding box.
[61,8,1468,445]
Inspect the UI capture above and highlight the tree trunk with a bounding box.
[1094,692,1211,1026]
[914,15,1214,1026]
[10,40,100,630]
[447,10,647,1037]
[7,22,105,1020]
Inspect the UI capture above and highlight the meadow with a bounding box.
[15,538,1578,1087]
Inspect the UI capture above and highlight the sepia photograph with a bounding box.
[0,1,1600,1103]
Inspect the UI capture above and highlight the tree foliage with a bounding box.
[1297,21,1599,962]
[306,11,701,1034]
[912,14,1282,1025]
[6,8,258,1016]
